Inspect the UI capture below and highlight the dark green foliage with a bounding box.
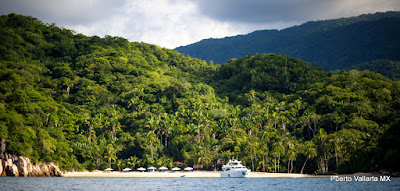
[175,11,400,72]
[0,14,399,174]
[212,53,326,102]
[353,60,400,81]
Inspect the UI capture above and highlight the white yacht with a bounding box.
[220,158,250,178]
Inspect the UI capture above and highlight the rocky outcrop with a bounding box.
[1,154,63,177]
[48,162,62,177]
[4,158,17,176]
[39,162,50,177]
[31,164,42,177]
[5,164,19,176]
[0,159,3,176]
[15,156,28,177]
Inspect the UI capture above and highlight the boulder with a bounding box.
[15,156,28,177]
[0,159,3,176]
[48,162,63,177]
[4,159,14,176]
[39,162,50,177]
[31,164,42,177]
[1,159,6,176]
[26,160,33,177]
[6,158,12,166]
[5,164,19,176]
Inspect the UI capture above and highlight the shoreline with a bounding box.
[63,171,376,178]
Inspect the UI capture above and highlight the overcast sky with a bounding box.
[0,0,399,49]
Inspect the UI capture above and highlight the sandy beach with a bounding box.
[63,170,335,178]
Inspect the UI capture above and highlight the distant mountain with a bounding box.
[175,11,400,71]
[353,59,400,81]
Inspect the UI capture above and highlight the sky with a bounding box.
[0,0,399,49]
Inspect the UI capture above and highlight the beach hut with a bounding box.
[148,166,157,172]
[159,166,168,172]
[171,167,181,172]
[137,167,146,172]
[122,168,132,172]
[104,168,113,173]
[184,167,193,172]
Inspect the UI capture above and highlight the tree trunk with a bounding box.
[88,124,93,143]
[151,142,154,160]
[287,159,290,173]
[164,134,168,147]
[335,148,339,171]
[164,127,168,147]
[262,151,265,172]
[300,158,308,174]
[278,153,280,173]
[274,156,276,173]
[112,124,116,139]
[318,159,328,173]
[67,85,70,96]
[290,160,294,173]
[197,120,201,143]
[97,156,101,169]
[325,160,329,172]
[251,156,254,172]
[266,150,269,172]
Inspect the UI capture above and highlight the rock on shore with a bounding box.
[0,154,62,177]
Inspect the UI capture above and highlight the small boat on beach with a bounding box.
[220,158,250,178]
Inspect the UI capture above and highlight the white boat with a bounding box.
[220,158,250,178]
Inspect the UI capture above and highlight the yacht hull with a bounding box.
[220,169,250,178]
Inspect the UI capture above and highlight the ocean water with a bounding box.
[0,177,399,191]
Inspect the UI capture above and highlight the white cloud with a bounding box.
[65,0,253,48]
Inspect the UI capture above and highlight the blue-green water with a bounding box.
[0,177,399,191]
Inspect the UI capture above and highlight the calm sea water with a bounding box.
[0,177,399,191]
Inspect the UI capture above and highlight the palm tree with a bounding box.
[286,139,295,173]
[127,156,138,169]
[197,146,212,169]
[146,131,157,160]
[300,142,317,174]
[63,77,72,96]
[261,127,276,171]
[271,150,278,173]
[84,115,101,143]
[192,102,205,143]
[104,144,117,168]
[315,128,330,173]
[329,131,344,171]
[229,105,241,130]
[162,114,174,147]
[288,149,297,173]
[212,145,221,171]
[244,136,258,172]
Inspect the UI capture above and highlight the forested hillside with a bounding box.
[353,60,400,81]
[175,11,400,72]
[1,14,399,174]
